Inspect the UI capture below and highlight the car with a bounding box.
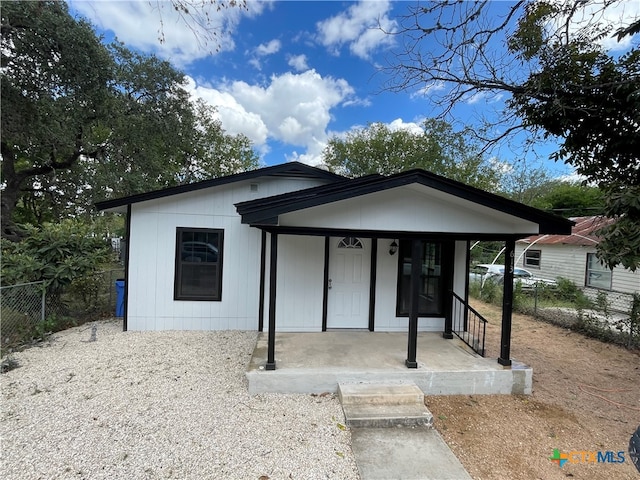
[181,241,218,263]
[469,264,556,289]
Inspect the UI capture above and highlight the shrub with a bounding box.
[1,220,112,292]
[479,278,502,304]
[554,277,592,308]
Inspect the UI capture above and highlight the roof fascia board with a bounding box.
[95,162,344,211]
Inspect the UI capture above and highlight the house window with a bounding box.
[396,240,445,316]
[524,250,541,269]
[585,253,612,290]
[175,228,223,301]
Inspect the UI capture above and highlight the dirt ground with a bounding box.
[425,301,640,480]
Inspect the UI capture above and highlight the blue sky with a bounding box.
[68,0,639,178]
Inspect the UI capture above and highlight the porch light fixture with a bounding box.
[389,240,398,256]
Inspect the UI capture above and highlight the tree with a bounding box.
[498,160,552,205]
[384,1,640,270]
[1,1,113,240]
[322,119,501,190]
[1,2,259,237]
[529,181,605,218]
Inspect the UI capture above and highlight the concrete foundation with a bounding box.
[246,332,532,396]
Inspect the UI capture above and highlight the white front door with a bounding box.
[327,237,371,329]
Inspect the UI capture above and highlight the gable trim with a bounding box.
[236,170,573,235]
[95,162,344,211]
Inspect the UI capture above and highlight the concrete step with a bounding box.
[342,403,434,428]
[338,382,433,428]
[338,382,425,406]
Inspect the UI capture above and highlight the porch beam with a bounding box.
[498,238,515,367]
[266,232,278,370]
[406,238,420,368]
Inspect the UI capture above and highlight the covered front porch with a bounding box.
[246,331,532,395]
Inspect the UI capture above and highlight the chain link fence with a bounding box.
[1,269,124,354]
[0,281,46,351]
[470,278,640,349]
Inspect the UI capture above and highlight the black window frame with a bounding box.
[395,240,452,317]
[174,227,224,301]
[523,249,541,269]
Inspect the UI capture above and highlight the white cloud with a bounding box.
[287,54,309,72]
[412,81,446,98]
[316,0,397,59]
[69,0,266,65]
[256,39,281,56]
[465,91,504,105]
[548,0,640,52]
[185,77,270,154]
[248,38,281,70]
[186,70,356,164]
[386,118,424,135]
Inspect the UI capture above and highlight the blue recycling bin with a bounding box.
[115,279,125,317]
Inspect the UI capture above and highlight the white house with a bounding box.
[515,216,639,312]
[96,162,572,370]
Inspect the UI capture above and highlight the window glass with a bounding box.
[586,253,612,290]
[338,237,363,249]
[175,228,223,300]
[524,250,541,268]
[397,241,444,316]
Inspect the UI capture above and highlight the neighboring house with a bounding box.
[96,162,572,369]
[515,216,639,312]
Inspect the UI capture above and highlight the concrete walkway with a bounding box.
[351,427,472,480]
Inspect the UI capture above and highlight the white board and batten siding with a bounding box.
[126,177,328,331]
[273,235,325,332]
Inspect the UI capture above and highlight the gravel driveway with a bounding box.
[1,320,359,479]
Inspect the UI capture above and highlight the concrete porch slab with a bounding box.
[246,332,532,396]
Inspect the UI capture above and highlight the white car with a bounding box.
[470,264,556,289]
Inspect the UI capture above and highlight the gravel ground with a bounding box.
[1,320,359,480]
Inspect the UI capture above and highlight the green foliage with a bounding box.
[529,181,604,217]
[322,119,501,189]
[387,2,639,270]
[553,277,591,308]
[1,220,111,292]
[1,2,258,236]
[469,242,504,266]
[617,293,640,348]
[478,278,502,304]
[595,187,640,271]
[506,5,640,270]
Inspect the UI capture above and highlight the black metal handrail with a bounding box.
[451,292,488,356]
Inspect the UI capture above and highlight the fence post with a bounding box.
[41,286,45,323]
